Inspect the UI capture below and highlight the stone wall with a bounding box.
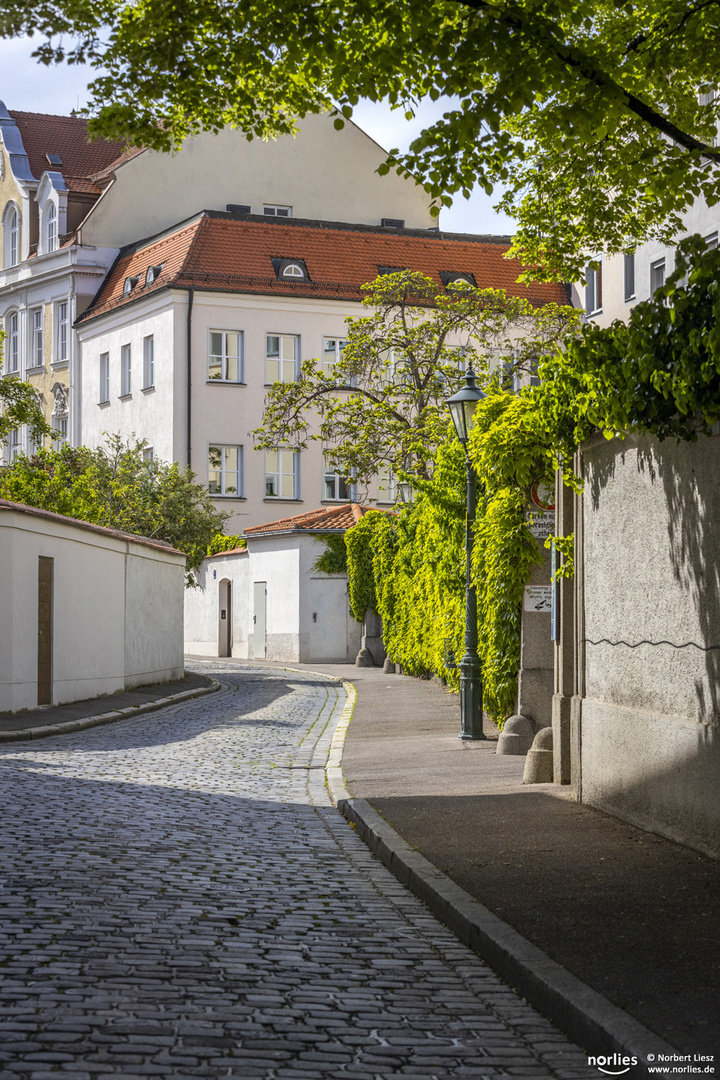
[576,432,720,857]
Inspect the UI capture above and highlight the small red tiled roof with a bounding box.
[244,503,382,537]
[79,213,568,323]
[9,110,132,184]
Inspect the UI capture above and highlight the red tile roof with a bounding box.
[9,111,132,184]
[79,213,568,323]
[244,503,384,537]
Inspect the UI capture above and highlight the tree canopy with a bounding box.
[5,0,720,276]
[253,271,577,489]
[0,332,51,444]
[0,436,228,574]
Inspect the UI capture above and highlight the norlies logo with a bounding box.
[588,1054,639,1076]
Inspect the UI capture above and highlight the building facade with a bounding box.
[75,213,567,532]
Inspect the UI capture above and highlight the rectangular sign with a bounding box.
[527,511,554,541]
[523,585,553,613]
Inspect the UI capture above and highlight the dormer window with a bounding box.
[145,264,164,285]
[377,265,407,276]
[272,258,310,282]
[46,203,57,253]
[283,263,305,279]
[264,204,292,217]
[440,271,477,288]
[123,275,140,296]
[46,152,63,167]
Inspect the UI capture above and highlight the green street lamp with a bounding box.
[398,480,414,504]
[446,365,486,741]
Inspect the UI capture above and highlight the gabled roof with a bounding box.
[8,110,132,185]
[244,503,383,538]
[78,212,569,323]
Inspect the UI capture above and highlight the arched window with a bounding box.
[3,203,19,268]
[282,262,305,279]
[46,203,57,253]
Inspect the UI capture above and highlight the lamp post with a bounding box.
[397,480,414,504]
[445,365,486,741]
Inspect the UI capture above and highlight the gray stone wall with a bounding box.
[577,432,720,857]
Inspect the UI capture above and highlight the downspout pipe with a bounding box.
[187,287,194,469]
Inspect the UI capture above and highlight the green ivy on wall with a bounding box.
[342,237,720,725]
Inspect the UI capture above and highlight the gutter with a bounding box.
[187,286,194,469]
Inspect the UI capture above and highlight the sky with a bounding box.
[0,35,516,237]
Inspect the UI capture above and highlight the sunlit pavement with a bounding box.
[0,663,594,1079]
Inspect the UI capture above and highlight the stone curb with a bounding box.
[325,748,676,1077]
[0,679,222,744]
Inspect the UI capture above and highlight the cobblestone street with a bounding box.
[0,665,594,1080]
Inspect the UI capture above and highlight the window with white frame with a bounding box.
[650,258,666,294]
[585,262,602,315]
[699,88,719,147]
[376,469,395,503]
[208,444,242,496]
[46,202,57,253]
[706,232,718,251]
[120,343,131,396]
[143,335,155,389]
[3,204,19,268]
[55,301,68,363]
[5,312,19,373]
[143,446,154,463]
[31,308,44,367]
[51,414,68,450]
[263,204,292,217]
[623,252,635,301]
[208,330,242,382]
[266,334,298,383]
[265,448,299,498]
[322,337,347,376]
[323,454,352,501]
[8,428,21,462]
[99,352,110,404]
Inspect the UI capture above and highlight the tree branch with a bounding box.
[450,0,720,161]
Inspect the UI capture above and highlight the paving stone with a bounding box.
[0,663,595,1079]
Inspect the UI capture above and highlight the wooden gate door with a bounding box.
[37,557,53,706]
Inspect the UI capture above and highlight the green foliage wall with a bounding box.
[344,238,720,725]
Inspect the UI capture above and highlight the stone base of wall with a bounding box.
[579,700,720,859]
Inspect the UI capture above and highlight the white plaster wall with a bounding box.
[124,546,186,684]
[79,114,434,250]
[298,534,358,661]
[579,432,720,857]
[584,197,720,329]
[189,291,370,533]
[184,551,250,658]
[247,536,301,660]
[0,508,185,712]
[77,296,177,460]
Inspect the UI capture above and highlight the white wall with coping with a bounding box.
[577,432,720,858]
[184,531,361,663]
[0,502,186,712]
[78,114,435,251]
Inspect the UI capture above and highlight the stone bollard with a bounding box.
[522,726,554,784]
[496,714,535,756]
[355,648,374,668]
[382,657,396,674]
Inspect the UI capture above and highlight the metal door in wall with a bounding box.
[253,581,267,659]
[37,556,53,706]
[218,579,232,657]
